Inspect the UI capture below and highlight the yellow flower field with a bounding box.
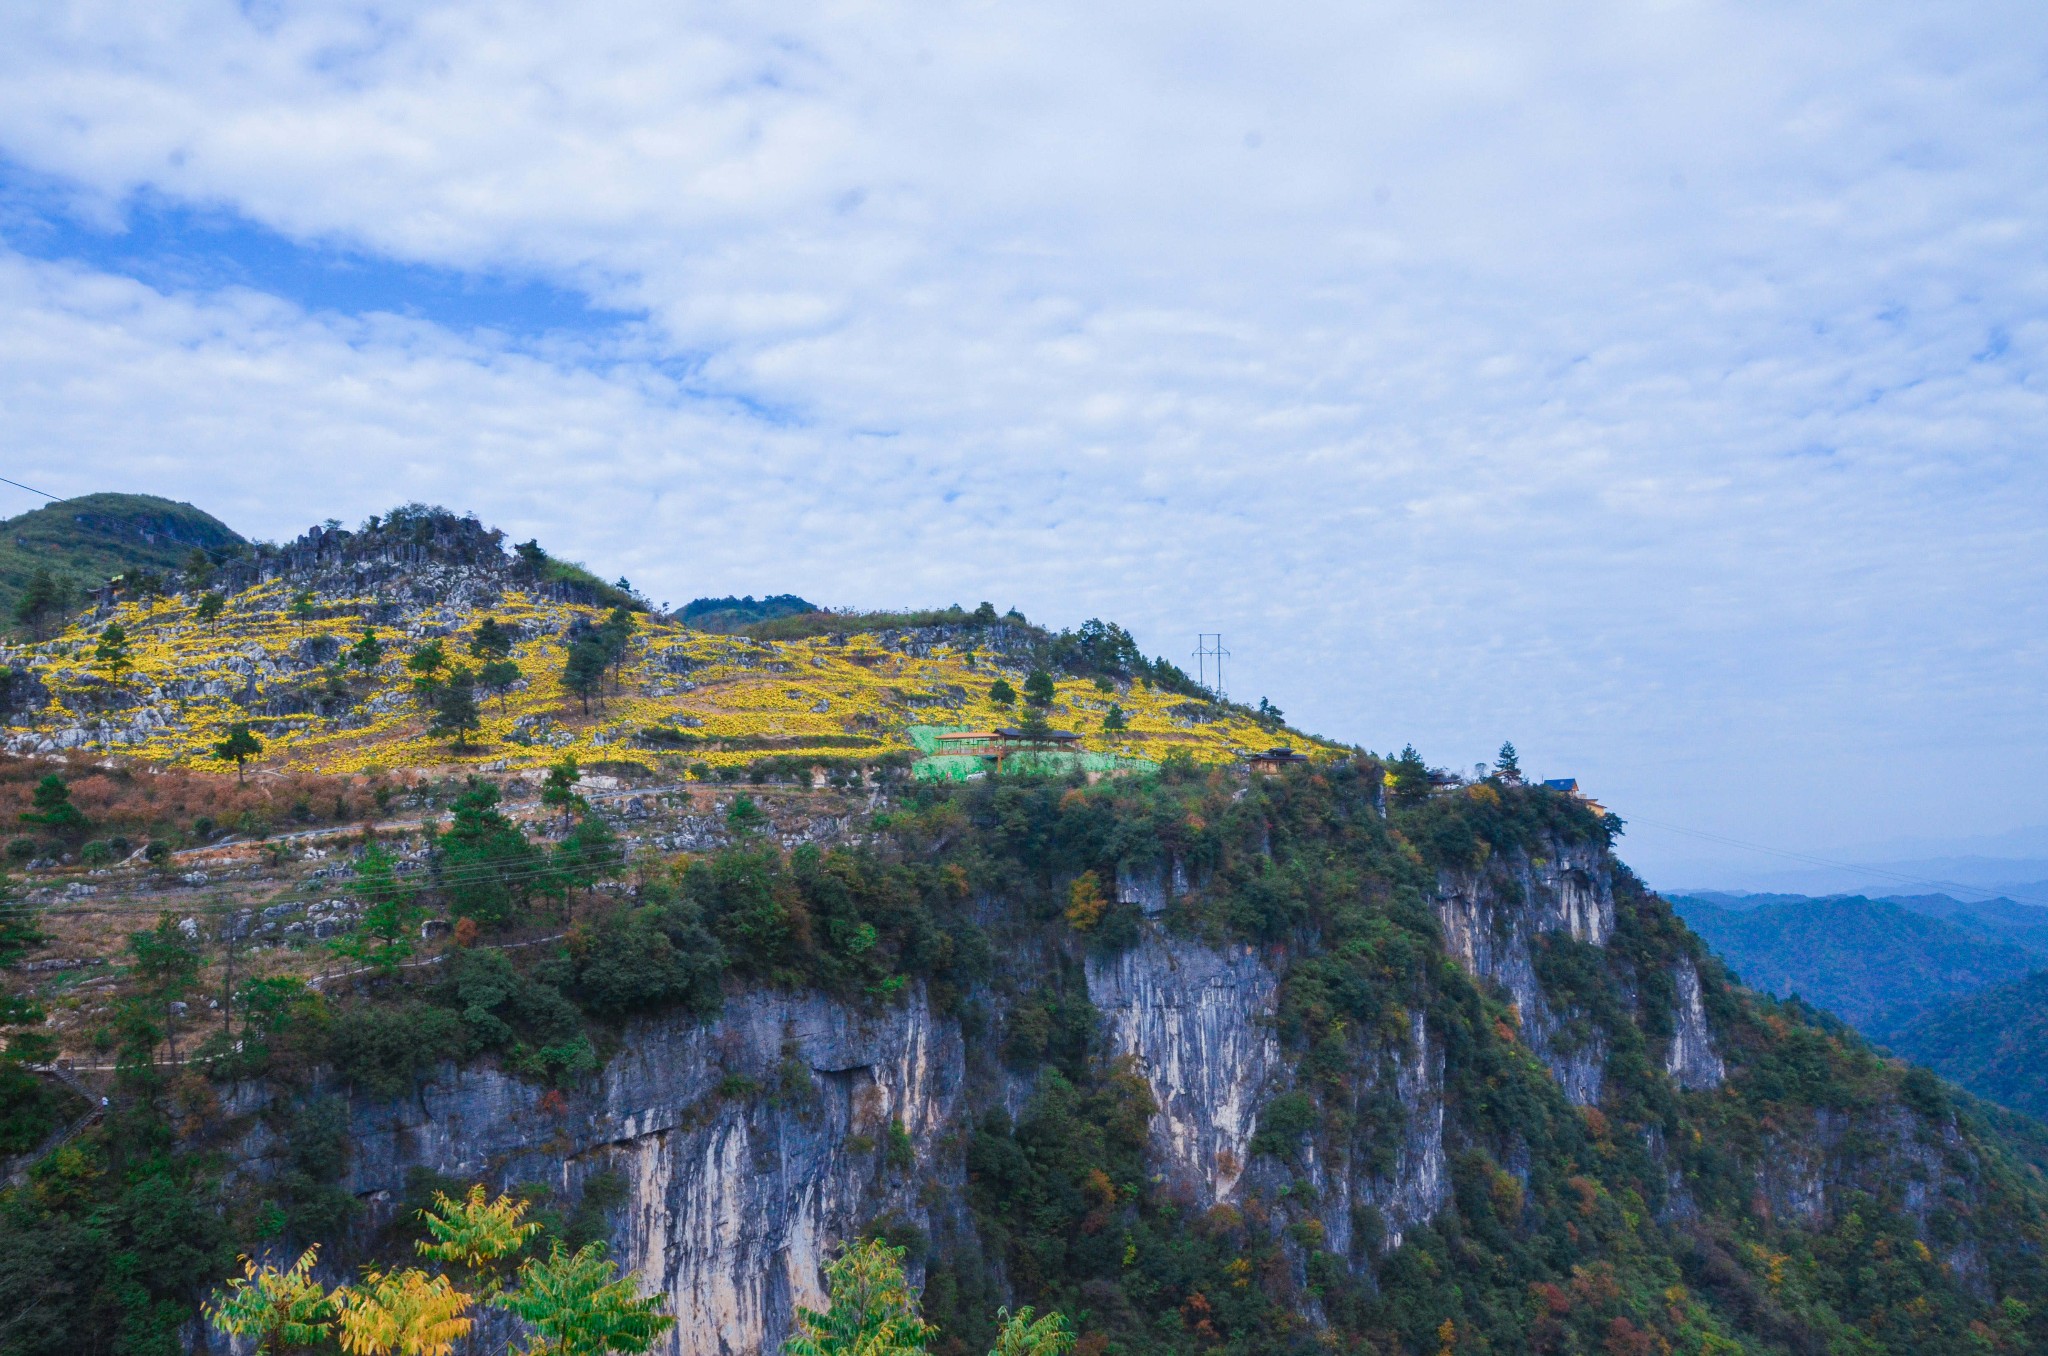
[1,584,1343,777]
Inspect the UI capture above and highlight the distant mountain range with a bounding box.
[1671,890,2048,1121]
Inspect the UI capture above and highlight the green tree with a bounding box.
[1256,696,1284,729]
[0,868,56,1148]
[194,591,226,630]
[19,774,89,843]
[430,668,482,747]
[183,546,216,588]
[407,639,448,700]
[215,722,264,782]
[725,796,766,837]
[289,590,319,620]
[469,619,515,661]
[11,567,72,637]
[987,1309,1075,1356]
[1387,743,1433,809]
[563,639,608,714]
[556,810,624,914]
[1494,740,1523,784]
[1022,669,1056,707]
[417,1185,540,1289]
[129,911,202,1062]
[330,846,426,974]
[477,658,521,711]
[784,1239,937,1356]
[94,622,130,677]
[598,606,637,669]
[434,781,538,929]
[1102,703,1126,732]
[496,1240,674,1356]
[0,869,44,968]
[209,1246,336,1354]
[987,678,1017,707]
[350,628,386,670]
[541,757,585,811]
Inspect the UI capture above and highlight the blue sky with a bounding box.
[0,0,2043,888]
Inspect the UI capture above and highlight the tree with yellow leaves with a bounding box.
[208,1245,336,1353]
[416,1182,543,1288]
[1064,872,1107,932]
[333,1267,475,1356]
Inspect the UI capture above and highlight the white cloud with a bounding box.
[0,0,2044,882]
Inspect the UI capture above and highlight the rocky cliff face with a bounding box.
[226,988,966,1356]
[216,839,1777,1356]
[1435,838,1619,1105]
[1087,935,1281,1204]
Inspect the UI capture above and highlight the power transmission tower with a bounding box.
[1192,633,1229,700]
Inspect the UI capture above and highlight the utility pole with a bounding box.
[1192,633,1229,701]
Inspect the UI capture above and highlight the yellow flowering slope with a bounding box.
[1,586,1343,776]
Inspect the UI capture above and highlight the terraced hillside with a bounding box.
[0,506,1338,779]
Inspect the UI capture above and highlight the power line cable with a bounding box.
[0,475,61,502]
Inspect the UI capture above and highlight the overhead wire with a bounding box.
[0,474,61,502]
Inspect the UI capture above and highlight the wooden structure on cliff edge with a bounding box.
[934,726,1083,771]
[1246,745,1311,774]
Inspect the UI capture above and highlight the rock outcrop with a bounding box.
[1435,838,1619,1104]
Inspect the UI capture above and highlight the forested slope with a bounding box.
[3,762,2045,1355]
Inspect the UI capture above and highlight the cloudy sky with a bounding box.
[1,1,2043,887]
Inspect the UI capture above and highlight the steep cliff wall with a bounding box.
[1435,837,1619,1105]
[227,990,967,1356]
[161,768,2048,1356]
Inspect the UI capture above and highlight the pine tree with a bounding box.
[1494,741,1523,785]
[541,757,585,811]
[564,639,608,713]
[20,774,89,842]
[434,780,538,929]
[11,568,71,637]
[194,592,226,631]
[476,659,521,711]
[429,668,482,747]
[1023,669,1056,707]
[94,622,131,677]
[1387,744,1433,809]
[350,628,385,670]
[988,678,1017,707]
[214,723,264,782]
[468,618,514,661]
[330,846,425,974]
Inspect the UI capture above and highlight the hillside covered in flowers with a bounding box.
[0,505,1341,781]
